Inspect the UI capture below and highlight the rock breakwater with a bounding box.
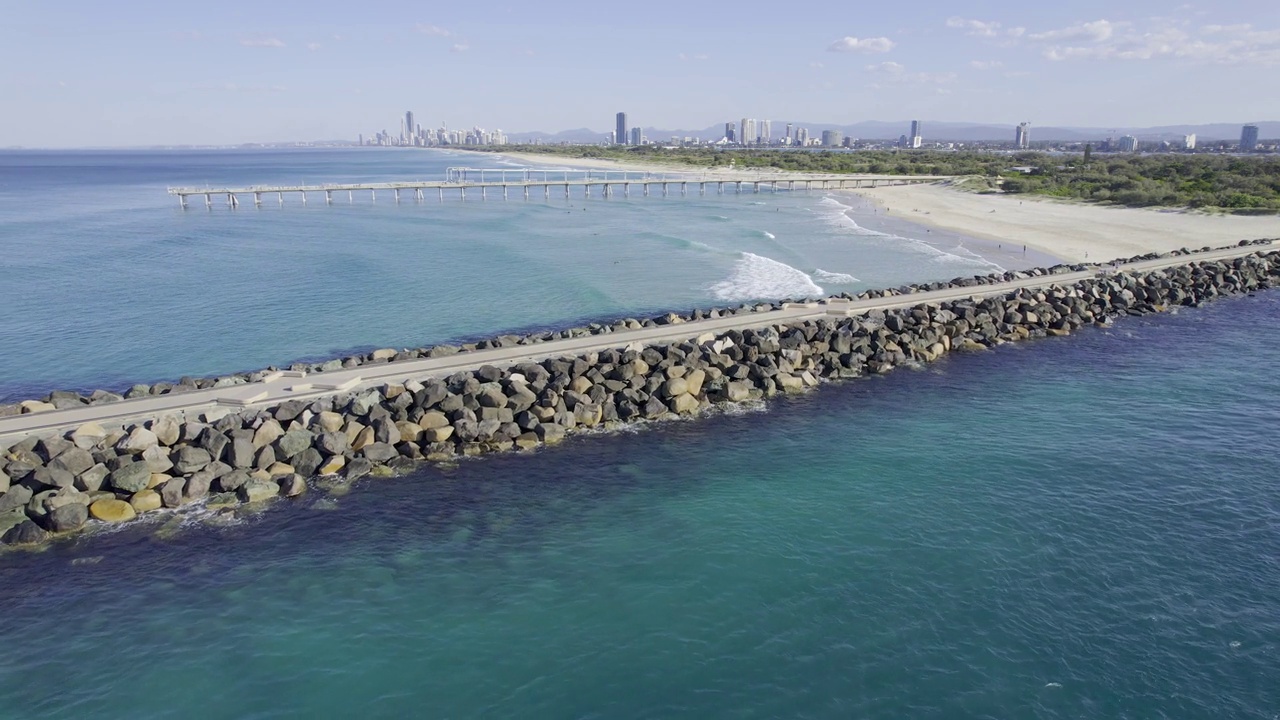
[2,242,1277,548]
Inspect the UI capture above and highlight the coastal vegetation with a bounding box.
[471,146,1280,213]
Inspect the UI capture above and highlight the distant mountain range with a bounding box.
[507,121,1279,144]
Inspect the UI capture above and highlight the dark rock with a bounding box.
[109,462,152,493]
[0,484,34,513]
[2,519,49,546]
[45,503,88,532]
[360,443,399,463]
[226,438,256,468]
[160,478,187,508]
[292,448,323,478]
[172,446,212,474]
[275,429,314,459]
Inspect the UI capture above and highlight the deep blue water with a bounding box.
[0,148,1032,403]
[2,293,1277,719]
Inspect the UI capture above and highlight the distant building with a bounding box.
[616,112,628,146]
[1015,122,1030,149]
[821,130,844,147]
[1241,124,1259,151]
[760,120,771,145]
[405,111,415,144]
[1184,133,1197,150]
[1117,135,1139,152]
[909,120,923,148]
[725,122,735,142]
[785,123,793,143]
[740,118,756,146]
[795,127,809,146]
[630,127,642,145]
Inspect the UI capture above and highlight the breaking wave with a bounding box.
[710,252,824,301]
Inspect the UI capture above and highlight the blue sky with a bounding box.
[2,0,1277,147]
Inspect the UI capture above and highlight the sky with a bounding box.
[2,0,1278,147]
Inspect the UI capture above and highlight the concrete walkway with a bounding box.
[1,244,1269,447]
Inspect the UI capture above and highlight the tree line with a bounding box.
[467,146,1280,213]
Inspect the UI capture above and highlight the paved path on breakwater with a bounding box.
[1,243,1269,447]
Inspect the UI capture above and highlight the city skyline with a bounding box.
[3,1,1280,147]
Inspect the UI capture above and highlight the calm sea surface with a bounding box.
[1,150,1276,719]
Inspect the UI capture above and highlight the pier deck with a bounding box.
[0,243,1268,446]
[166,169,954,208]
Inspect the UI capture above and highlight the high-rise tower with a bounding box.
[1015,122,1030,149]
[616,112,629,146]
[909,120,923,149]
[1241,124,1259,151]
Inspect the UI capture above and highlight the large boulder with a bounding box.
[89,499,137,523]
[109,461,152,493]
[115,427,159,454]
[2,520,49,545]
[45,503,88,533]
[275,429,314,459]
[360,443,399,463]
[226,438,256,469]
[252,419,284,449]
[239,479,279,503]
[159,478,187,508]
[69,422,108,450]
[172,446,213,474]
[0,484,34,513]
[49,447,95,477]
[129,489,163,513]
[151,415,182,447]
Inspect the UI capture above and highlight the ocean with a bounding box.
[0,148,1037,403]
[1,149,1277,719]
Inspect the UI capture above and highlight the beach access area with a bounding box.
[2,240,1276,547]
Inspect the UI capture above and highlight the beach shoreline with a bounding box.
[851,183,1280,263]
[474,149,1280,264]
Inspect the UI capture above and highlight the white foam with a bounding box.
[817,195,1006,272]
[762,231,776,239]
[813,269,859,284]
[710,252,824,301]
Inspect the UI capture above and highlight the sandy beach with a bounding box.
[853,184,1280,263]
[480,149,1280,265]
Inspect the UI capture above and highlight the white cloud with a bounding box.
[450,43,469,53]
[416,24,452,36]
[1031,20,1280,64]
[1028,20,1118,43]
[306,42,322,51]
[239,37,285,48]
[828,36,895,53]
[809,61,825,68]
[969,60,1004,69]
[946,17,1001,37]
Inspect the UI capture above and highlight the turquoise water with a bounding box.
[0,148,1033,402]
[2,294,1278,718]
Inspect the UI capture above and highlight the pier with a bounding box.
[167,168,952,209]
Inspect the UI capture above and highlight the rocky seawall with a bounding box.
[2,241,1277,548]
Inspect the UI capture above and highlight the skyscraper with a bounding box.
[1118,135,1139,152]
[725,122,735,142]
[821,130,844,147]
[616,112,628,146]
[1015,122,1030,149]
[909,120,923,149]
[785,123,793,144]
[630,127,642,145]
[740,118,756,146]
[1241,124,1259,151]
[760,120,771,145]
[1184,134,1197,150]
